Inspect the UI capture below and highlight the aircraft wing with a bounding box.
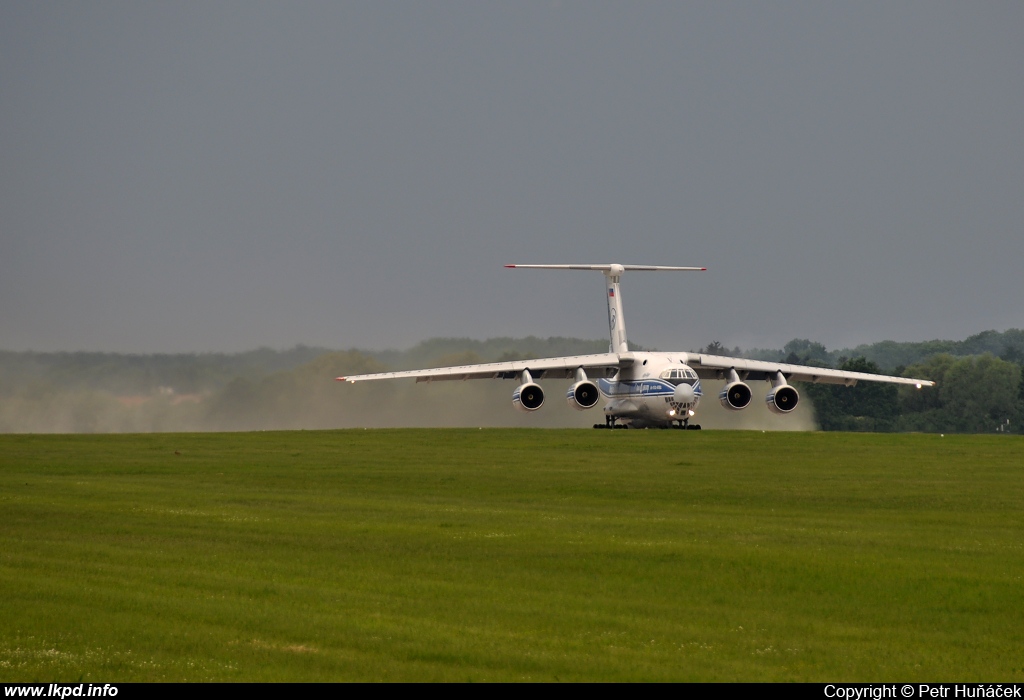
[686,353,935,388]
[337,352,627,383]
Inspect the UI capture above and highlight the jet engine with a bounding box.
[719,381,753,410]
[513,370,545,412]
[513,383,544,412]
[718,369,752,410]
[566,380,600,410]
[766,372,799,414]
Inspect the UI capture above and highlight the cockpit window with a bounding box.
[660,367,698,384]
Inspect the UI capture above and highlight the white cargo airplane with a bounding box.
[338,264,934,429]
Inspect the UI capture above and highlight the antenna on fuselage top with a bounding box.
[504,264,707,355]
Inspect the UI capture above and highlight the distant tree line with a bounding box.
[715,330,1024,434]
[2,330,1022,433]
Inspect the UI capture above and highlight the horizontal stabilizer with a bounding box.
[505,263,705,354]
[505,264,706,272]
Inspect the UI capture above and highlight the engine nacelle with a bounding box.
[766,385,800,414]
[566,380,600,410]
[513,383,545,412]
[719,381,753,411]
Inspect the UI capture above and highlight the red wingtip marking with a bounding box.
[335,377,346,381]
[504,264,516,268]
[700,267,707,271]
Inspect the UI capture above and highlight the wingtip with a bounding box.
[335,376,346,381]
[504,264,516,268]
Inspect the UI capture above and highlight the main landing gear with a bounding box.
[672,419,701,430]
[592,417,701,430]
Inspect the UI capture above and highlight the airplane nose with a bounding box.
[674,383,695,405]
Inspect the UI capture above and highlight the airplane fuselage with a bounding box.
[597,352,703,428]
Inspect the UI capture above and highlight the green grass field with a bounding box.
[1,429,1022,681]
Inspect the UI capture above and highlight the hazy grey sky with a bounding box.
[2,2,1021,354]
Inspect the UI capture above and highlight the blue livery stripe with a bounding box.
[598,378,703,399]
